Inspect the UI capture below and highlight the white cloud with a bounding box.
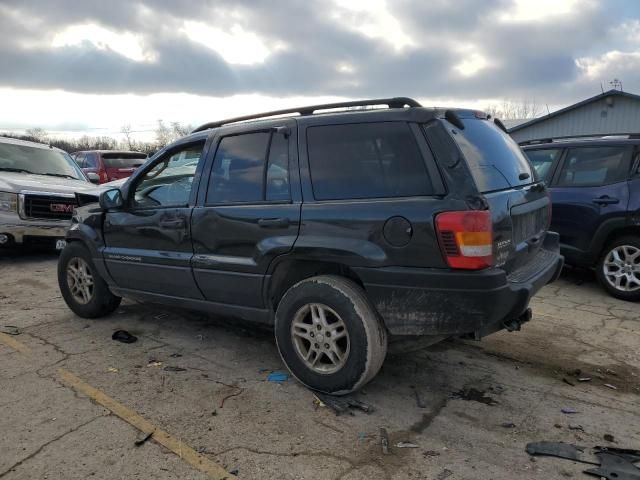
[331,0,414,51]
[454,53,489,77]
[52,24,152,62]
[181,22,281,65]
[576,50,640,79]
[500,0,584,22]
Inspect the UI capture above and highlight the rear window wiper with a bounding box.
[40,172,78,180]
[0,167,34,174]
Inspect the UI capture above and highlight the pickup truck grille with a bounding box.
[22,194,76,220]
[512,206,548,245]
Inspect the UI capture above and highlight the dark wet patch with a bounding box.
[451,388,498,406]
[410,396,448,433]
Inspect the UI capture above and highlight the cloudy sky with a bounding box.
[1,0,639,140]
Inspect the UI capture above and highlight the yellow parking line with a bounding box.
[58,368,235,480]
[0,332,31,354]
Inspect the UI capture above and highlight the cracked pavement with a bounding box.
[1,249,639,479]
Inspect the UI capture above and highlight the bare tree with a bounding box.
[120,124,134,150]
[484,99,542,120]
[24,127,48,143]
[155,120,193,148]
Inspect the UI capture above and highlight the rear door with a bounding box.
[103,140,206,298]
[547,145,632,258]
[190,122,301,308]
[443,117,550,274]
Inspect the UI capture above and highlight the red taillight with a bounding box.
[435,210,493,270]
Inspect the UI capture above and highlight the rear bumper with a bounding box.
[354,232,564,336]
[0,213,69,244]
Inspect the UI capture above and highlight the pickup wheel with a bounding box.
[58,242,121,318]
[596,236,640,301]
[274,275,387,395]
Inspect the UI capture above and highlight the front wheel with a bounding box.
[58,242,122,317]
[274,275,387,395]
[596,236,640,301]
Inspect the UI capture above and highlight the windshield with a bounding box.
[102,153,147,168]
[450,119,535,193]
[0,143,86,180]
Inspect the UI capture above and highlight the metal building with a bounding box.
[508,89,640,144]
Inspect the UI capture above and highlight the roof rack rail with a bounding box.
[191,97,421,133]
[519,133,640,146]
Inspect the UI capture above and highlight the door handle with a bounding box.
[258,217,289,228]
[159,219,186,229]
[592,196,619,205]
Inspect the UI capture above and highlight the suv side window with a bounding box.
[74,153,85,167]
[307,122,432,200]
[133,142,204,208]
[207,131,290,204]
[524,148,561,182]
[557,146,628,187]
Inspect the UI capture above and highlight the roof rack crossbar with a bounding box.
[191,97,421,133]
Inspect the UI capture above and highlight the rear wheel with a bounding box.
[58,242,121,317]
[596,236,640,301]
[274,275,387,395]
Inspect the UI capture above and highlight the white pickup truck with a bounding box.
[0,136,100,249]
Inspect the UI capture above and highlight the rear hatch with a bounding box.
[448,115,550,275]
[102,153,147,181]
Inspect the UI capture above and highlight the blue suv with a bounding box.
[523,137,640,301]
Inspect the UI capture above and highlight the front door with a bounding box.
[103,140,207,299]
[190,124,301,308]
[549,145,632,259]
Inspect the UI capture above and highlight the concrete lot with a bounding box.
[1,249,639,480]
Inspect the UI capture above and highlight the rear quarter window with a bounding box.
[451,119,535,193]
[102,153,147,168]
[307,122,433,200]
[524,148,561,182]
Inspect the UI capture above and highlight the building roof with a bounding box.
[508,89,640,133]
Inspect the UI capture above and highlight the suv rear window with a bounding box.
[307,122,432,200]
[450,119,535,192]
[102,153,147,168]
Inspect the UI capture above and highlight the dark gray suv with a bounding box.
[58,98,563,394]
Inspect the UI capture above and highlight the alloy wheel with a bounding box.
[290,303,350,374]
[603,245,640,292]
[66,257,95,305]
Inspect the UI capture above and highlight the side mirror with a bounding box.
[87,172,100,184]
[99,188,123,210]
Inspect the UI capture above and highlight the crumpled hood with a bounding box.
[0,172,100,195]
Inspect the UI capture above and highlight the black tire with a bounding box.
[274,275,387,395]
[58,242,121,318]
[596,235,640,302]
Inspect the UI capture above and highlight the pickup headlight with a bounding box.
[0,192,18,213]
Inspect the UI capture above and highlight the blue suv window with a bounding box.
[524,149,561,182]
[558,147,628,187]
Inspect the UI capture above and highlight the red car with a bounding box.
[72,150,147,184]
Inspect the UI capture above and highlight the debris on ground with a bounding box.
[134,431,153,447]
[111,330,138,344]
[436,469,454,480]
[396,442,419,448]
[451,388,498,406]
[0,325,20,335]
[604,383,618,390]
[163,366,187,372]
[526,442,640,479]
[313,392,374,416]
[410,385,427,408]
[169,353,182,358]
[562,378,575,386]
[215,381,244,408]
[568,424,585,433]
[423,450,441,457]
[561,407,579,414]
[525,441,591,463]
[267,372,289,383]
[501,422,516,429]
[107,367,119,373]
[603,434,616,443]
[147,361,163,367]
[380,428,389,455]
[578,377,592,382]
